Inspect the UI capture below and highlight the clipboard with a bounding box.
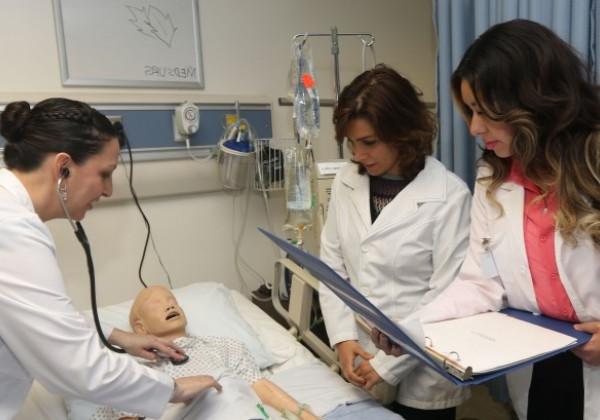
[259,228,592,385]
[356,313,473,380]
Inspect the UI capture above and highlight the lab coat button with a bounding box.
[361,246,368,253]
[360,287,369,296]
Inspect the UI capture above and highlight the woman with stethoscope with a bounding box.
[0,98,221,419]
[372,20,600,420]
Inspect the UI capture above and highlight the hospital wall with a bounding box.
[0,0,436,309]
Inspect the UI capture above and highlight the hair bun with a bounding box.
[1,101,31,144]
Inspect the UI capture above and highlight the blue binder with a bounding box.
[259,228,591,385]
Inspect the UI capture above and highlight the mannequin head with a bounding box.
[129,286,188,341]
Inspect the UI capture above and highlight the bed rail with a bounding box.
[272,257,397,403]
[272,258,339,370]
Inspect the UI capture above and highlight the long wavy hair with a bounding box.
[333,64,436,179]
[451,19,600,246]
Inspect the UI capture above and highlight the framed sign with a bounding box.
[52,0,204,88]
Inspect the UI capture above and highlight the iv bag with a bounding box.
[289,39,321,143]
[294,73,321,143]
[283,144,314,233]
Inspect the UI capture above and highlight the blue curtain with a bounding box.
[434,0,597,188]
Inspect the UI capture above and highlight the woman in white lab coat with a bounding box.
[372,20,600,420]
[0,98,221,419]
[318,65,472,420]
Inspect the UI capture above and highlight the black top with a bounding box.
[369,175,411,222]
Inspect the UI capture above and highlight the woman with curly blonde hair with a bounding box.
[372,19,600,420]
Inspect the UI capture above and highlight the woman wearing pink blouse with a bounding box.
[372,19,600,420]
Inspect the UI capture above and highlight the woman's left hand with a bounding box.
[573,321,600,365]
[354,359,382,390]
[108,328,186,362]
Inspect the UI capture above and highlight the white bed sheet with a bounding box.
[15,285,381,420]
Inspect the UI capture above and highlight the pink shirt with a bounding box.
[507,162,578,322]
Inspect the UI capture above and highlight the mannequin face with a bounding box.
[131,286,188,339]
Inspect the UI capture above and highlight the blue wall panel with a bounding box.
[0,105,272,154]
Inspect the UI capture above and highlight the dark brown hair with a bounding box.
[333,64,436,178]
[1,98,122,171]
[451,19,600,245]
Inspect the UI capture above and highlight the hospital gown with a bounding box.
[89,335,262,419]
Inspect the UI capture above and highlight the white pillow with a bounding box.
[230,289,299,365]
[87,282,275,368]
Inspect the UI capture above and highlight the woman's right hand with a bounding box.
[170,375,222,404]
[335,340,373,387]
[370,328,403,357]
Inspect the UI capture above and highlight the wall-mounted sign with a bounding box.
[53,0,204,88]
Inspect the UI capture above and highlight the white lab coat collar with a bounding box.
[0,168,35,214]
[341,157,448,235]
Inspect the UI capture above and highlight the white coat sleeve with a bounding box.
[419,176,507,323]
[318,175,360,347]
[370,179,473,385]
[0,215,173,419]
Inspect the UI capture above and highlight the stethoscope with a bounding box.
[57,170,190,364]
[57,169,125,353]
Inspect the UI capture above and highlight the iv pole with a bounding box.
[278,26,376,158]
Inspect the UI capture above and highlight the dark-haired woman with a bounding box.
[0,98,221,418]
[373,19,600,420]
[318,65,472,420]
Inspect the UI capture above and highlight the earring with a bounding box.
[58,181,68,201]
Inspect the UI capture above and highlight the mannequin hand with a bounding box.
[335,340,373,387]
[108,329,187,362]
[370,328,403,357]
[354,359,382,390]
[573,321,600,365]
[170,376,222,404]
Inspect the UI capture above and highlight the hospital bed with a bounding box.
[16,281,401,420]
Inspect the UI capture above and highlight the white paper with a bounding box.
[422,312,576,374]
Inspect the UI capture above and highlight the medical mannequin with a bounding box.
[372,20,600,420]
[91,285,319,420]
[318,65,471,420]
[0,98,220,419]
